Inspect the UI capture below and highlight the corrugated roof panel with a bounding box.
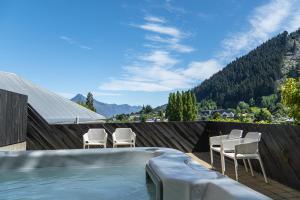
[0,71,105,124]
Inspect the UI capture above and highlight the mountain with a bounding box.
[193,29,300,108]
[71,94,142,118]
[153,104,167,112]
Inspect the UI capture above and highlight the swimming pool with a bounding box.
[0,148,271,200]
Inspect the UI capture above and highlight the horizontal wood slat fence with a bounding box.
[26,105,300,190]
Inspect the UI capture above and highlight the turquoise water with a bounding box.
[0,165,155,200]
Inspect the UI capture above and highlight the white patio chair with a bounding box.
[209,129,243,168]
[221,132,268,183]
[112,128,136,148]
[83,128,108,149]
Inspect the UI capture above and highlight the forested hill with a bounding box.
[193,29,300,108]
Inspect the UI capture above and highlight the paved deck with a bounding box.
[187,152,300,200]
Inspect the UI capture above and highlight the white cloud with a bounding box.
[164,0,186,14]
[98,14,219,92]
[218,0,293,61]
[145,35,194,53]
[99,49,221,92]
[138,23,182,38]
[183,60,221,80]
[59,35,92,50]
[139,50,178,67]
[59,36,75,44]
[99,0,300,93]
[144,15,166,23]
[285,1,300,32]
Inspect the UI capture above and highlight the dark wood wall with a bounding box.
[0,89,28,147]
[26,104,208,152]
[26,105,300,190]
[205,121,300,190]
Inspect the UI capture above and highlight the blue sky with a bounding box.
[0,0,299,106]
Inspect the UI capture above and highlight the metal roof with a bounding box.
[0,71,105,124]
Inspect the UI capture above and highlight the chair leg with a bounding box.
[243,159,248,172]
[258,155,268,183]
[234,158,238,181]
[210,148,214,168]
[248,159,254,176]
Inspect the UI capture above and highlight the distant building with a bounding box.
[199,109,235,119]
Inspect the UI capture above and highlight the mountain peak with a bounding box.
[71,94,86,102]
[70,94,142,118]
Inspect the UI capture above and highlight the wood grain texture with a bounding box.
[26,106,300,190]
[204,121,300,190]
[0,89,27,147]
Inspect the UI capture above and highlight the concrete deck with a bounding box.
[187,152,300,200]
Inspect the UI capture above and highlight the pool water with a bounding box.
[0,165,155,200]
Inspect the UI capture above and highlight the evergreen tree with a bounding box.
[186,92,193,121]
[166,92,176,121]
[182,91,188,121]
[191,92,198,120]
[193,31,292,108]
[170,93,176,121]
[85,92,96,112]
[249,98,255,107]
[175,91,183,121]
[144,105,153,114]
[165,95,170,120]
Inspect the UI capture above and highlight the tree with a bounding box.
[186,91,197,121]
[182,91,188,121]
[140,114,147,122]
[158,110,164,120]
[254,109,272,122]
[167,91,198,122]
[260,94,278,110]
[191,92,198,120]
[115,114,127,121]
[236,101,249,113]
[86,92,96,112]
[281,78,300,122]
[174,91,183,121]
[213,112,221,119]
[198,99,217,111]
[142,105,153,114]
[249,98,255,107]
[193,31,289,108]
[166,93,175,121]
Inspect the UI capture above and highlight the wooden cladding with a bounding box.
[26,105,300,190]
[0,89,27,147]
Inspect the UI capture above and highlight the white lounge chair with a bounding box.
[209,129,243,168]
[221,132,268,183]
[112,128,136,148]
[83,128,108,149]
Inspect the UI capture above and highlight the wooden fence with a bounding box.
[26,105,300,190]
[0,89,27,147]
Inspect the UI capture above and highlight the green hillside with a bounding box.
[193,29,300,108]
